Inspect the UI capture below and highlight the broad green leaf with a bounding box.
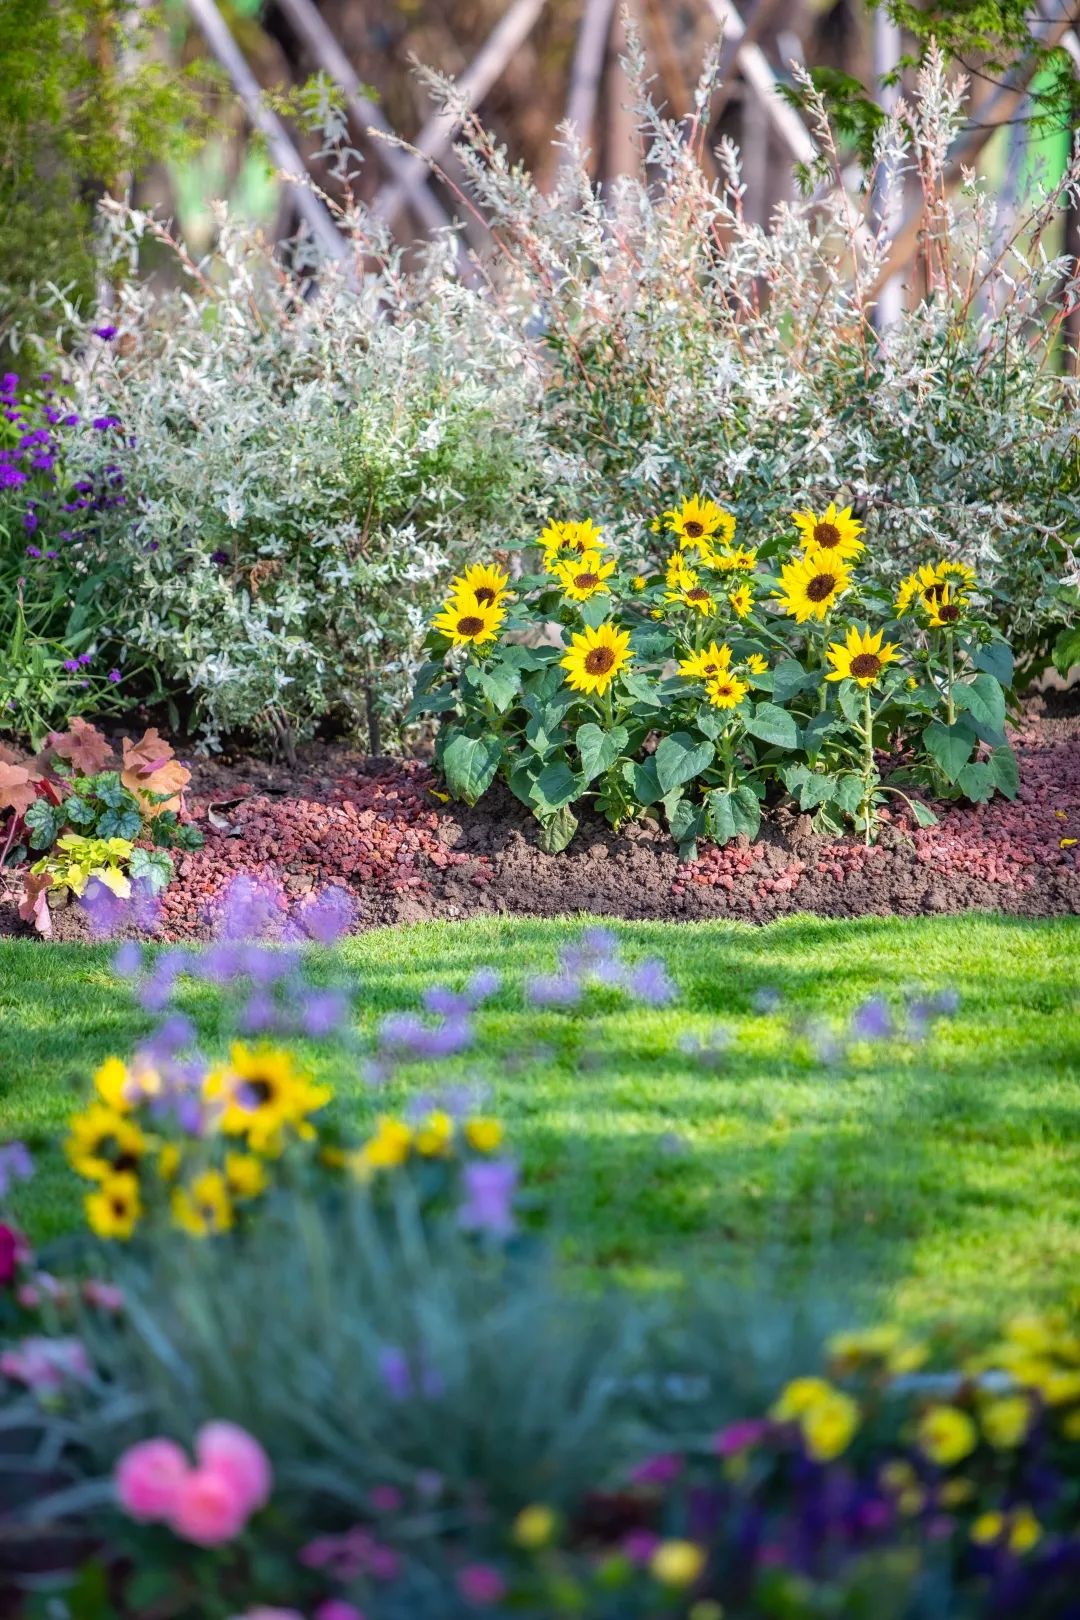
[744,702,799,750]
[971,640,1014,689]
[406,687,457,721]
[477,662,521,713]
[580,595,611,629]
[655,731,715,795]
[800,711,841,752]
[536,805,579,853]
[532,760,581,813]
[957,761,995,803]
[441,731,503,806]
[668,794,705,860]
[953,673,1006,735]
[575,722,629,784]
[833,773,866,816]
[910,799,938,828]
[922,719,976,783]
[837,682,868,726]
[988,744,1019,800]
[1052,625,1080,680]
[620,673,663,710]
[771,657,821,704]
[706,786,761,845]
[622,756,664,807]
[781,763,837,811]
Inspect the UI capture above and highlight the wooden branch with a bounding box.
[871,4,1075,293]
[709,0,790,125]
[184,0,347,263]
[563,0,619,165]
[372,0,549,228]
[273,0,455,238]
[699,0,816,166]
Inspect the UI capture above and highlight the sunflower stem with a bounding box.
[945,632,956,727]
[862,686,875,847]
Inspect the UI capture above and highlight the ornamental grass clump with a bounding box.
[415,493,1017,853]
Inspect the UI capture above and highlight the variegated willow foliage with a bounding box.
[416,498,1016,853]
[29,40,1080,748]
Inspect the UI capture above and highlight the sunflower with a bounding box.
[203,1044,332,1154]
[927,582,965,629]
[539,518,606,567]
[666,583,716,616]
[225,1152,269,1200]
[728,583,754,619]
[553,549,616,602]
[936,559,976,591]
[706,671,749,710]
[678,641,732,681]
[85,1171,143,1241]
[665,552,698,590]
[792,502,865,563]
[172,1169,235,1238]
[415,1110,454,1156]
[561,622,633,696]
[776,555,853,623]
[826,624,900,688]
[897,562,970,620]
[432,595,504,649]
[353,1116,414,1176]
[706,545,758,573]
[449,561,510,610]
[67,1104,149,1182]
[894,572,922,616]
[665,495,736,551]
[745,653,769,676]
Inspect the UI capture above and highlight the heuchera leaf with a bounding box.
[0,762,37,818]
[50,717,113,777]
[120,729,190,817]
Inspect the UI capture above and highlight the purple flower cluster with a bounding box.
[0,372,126,555]
[525,928,677,1009]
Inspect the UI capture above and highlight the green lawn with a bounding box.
[2,914,1079,1325]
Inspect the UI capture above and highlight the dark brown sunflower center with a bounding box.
[111,1194,130,1216]
[686,587,710,602]
[113,1151,140,1173]
[457,615,485,636]
[937,604,961,623]
[703,662,720,675]
[242,1078,276,1106]
[584,646,616,676]
[473,586,497,606]
[714,683,734,697]
[850,653,882,679]
[806,573,837,602]
[922,582,946,602]
[813,522,841,548]
[574,572,599,589]
[684,521,704,538]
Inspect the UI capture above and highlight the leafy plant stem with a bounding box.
[861,686,875,848]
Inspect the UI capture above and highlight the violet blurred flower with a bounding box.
[107,669,121,683]
[526,973,580,1008]
[142,1013,197,1061]
[458,1159,518,1237]
[213,874,287,941]
[466,966,501,1003]
[299,988,350,1038]
[128,880,163,933]
[713,1418,769,1456]
[112,941,142,978]
[0,1336,90,1391]
[753,986,782,1014]
[630,1451,683,1486]
[456,1565,507,1606]
[626,957,676,1006]
[93,324,118,340]
[378,1011,472,1061]
[81,878,127,939]
[0,1142,33,1199]
[293,885,356,944]
[422,985,470,1017]
[62,658,79,673]
[623,1529,660,1565]
[238,989,280,1035]
[850,997,893,1041]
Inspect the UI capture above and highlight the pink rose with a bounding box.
[195,1421,272,1516]
[115,1438,190,1522]
[170,1467,250,1546]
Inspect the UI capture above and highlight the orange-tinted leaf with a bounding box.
[0,762,36,817]
[121,730,189,817]
[52,717,114,776]
[18,870,53,936]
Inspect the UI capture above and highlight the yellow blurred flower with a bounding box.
[801,1389,859,1461]
[650,1540,706,1587]
[355,1116,414,1174]
[171,1169,234,1238]
[67,1104,149,1183]
[664,496,735,552]
[415,1110,454,1157]
[465,1117,504,1153]
[728,584,754,619]
[539,518,606,567]
[980,1394,1032,1449]
[916,1405,977,1467]
[512,1504,558,1549]
[85,1171,142,1241]
[203,1044,331,1154]
[632,574,647,591]
[745,653,768,676]
[225,1151,269,1200]
[678,642,732,682]
[771,1377,834,1421]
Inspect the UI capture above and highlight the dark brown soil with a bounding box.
[3,705,1078,941]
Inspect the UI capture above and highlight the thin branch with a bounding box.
[699,0,816,165]
[562,0,620,167]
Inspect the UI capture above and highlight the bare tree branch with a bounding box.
[700,0,816,165]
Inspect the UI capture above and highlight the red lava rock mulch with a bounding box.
[4,704,1078,941]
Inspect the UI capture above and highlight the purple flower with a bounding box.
[630,1451,683,1486]
[22,508,37,533]
[237,989,280,1035]
[299,989,349,1038]
[0,466,26,488]
[63,658,79,673]
[107,669,121,683]
[713,1418,769,1456]
[456,1564,507,1606]
[0,1142,33,1200]
[91,414,120,432]
[77,651,92,666]
[0,373,17,395]
[850,997,893,1041]
[422,984,470,1017]
[142,1014,197,1062]
[293,885,355,944]
[210,549,230,565]
[466,966,501,1004]
[0,1336,90,1391]
[626,957,676,1005]
[753,986,782,1014]
[81,879,127,939]
[458,1159,518,1237]
[93,324,118,340]
[526,973,580,1008]
[112,941,143,978]
[25,546,41,560]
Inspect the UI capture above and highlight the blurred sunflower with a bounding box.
[539,518,605,567]
[728,583,754,619]
[448,561,510,609]
[666,582,716,616]
[204,1044,332,1154]
[553,549,616,601]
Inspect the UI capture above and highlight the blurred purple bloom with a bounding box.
[457,1565,507,1606]
[752,986,782,1014]
[377,1345,412,1400]
[713,1418,769,1456]
[466,966,501,1003]
[1,373,16,395]
[142,1014,197,1061]
[112,940,143,978]
[623,1529,660,1565]
[63,658,79,673]
[25,545,41,559]
[237,989,279,1035]
[22,508,37,533]
[212,874,286,941]
[0,1336,90,1391]
[128,880,163,933]
[294,885,355,944]
[422,985,470,1017]
[107,669,121,683]
[77,651,92,666]
[299,988,350,1038]
[850,997,893,1041]
[526,973,580,1008]
[81,878,126,939]
[630,1451,683,1486]
[378,1011,472,1061]
[458,1159,518,1237]
[93,324,118,340]
[626,957,676,1006]
[91,414,120,432]
[0,1142,33,1199]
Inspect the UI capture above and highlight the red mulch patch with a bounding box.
[3,704,1078,942]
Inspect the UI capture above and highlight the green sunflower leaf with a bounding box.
[706,786,761,845]
[922,718,977,783]
[953,673,1006,735]
[536,805,579,854]
[655,731,715,795]
[744,702,799,750]
[441,731,503,806]
[575,723,629,785]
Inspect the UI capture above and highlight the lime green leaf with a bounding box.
[923,719,976,783]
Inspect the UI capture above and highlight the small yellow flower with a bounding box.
[1061,1407,1080,1439]
[926,582,965,630]
[705,672,749,710]
[649,517,661,534]
[553,549,617,602]
[939,1477,975,1508]
[539,518,605,567]
[356,1116,414,1174]
[826,625,900,689]
[800,1389,860,1461]
[745,653,768,676]
[771,1377,834,1422]
[897,1486,926,1517]
[631,574,647,591]
[432,595,505,649]
[880,1459,917,1493]
[792,502,865,563]
[85,1171,142,1241]
[158,1143,182,1182]
[1009,1507,1042,1554]
[971,1512,1005,1545]
[666,583,716,616]
[728,584,754,619]
[448,561,510,611]
[512,1504,558,1549]
[678,642,732,682]
[415,1110,454,1157]
[665,552,698,590]
[67,1105,149,1183]
[225,1151,269,1200]
[981,1394,1032,1449]
[916,1405,977,1467]
[560,622,633,697]
[688,1604,725,1620]
[465,1117,504,1154]
[93,1057,134,1111]
[664,496,735,552]
[650,1540,706,1588]
[706,545,758,573]
[171,1169,234,1238]
[203,1044,331,1155]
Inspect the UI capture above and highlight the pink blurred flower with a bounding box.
[369,1484,404,1513]
[0,1223,20,1286]
[171,1467,250,1546]
[196,1421,272,1515]
[230,1611,304,1620]
[0,1335,90,1391]
[456,1563,507,1605]
[83,1279,125,1313]
[622,1529,660,1565]
[713,1418,769,1456]
[115,1438,190,1521]
[629,1451,682,1486]
[314,1604,366,1620]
